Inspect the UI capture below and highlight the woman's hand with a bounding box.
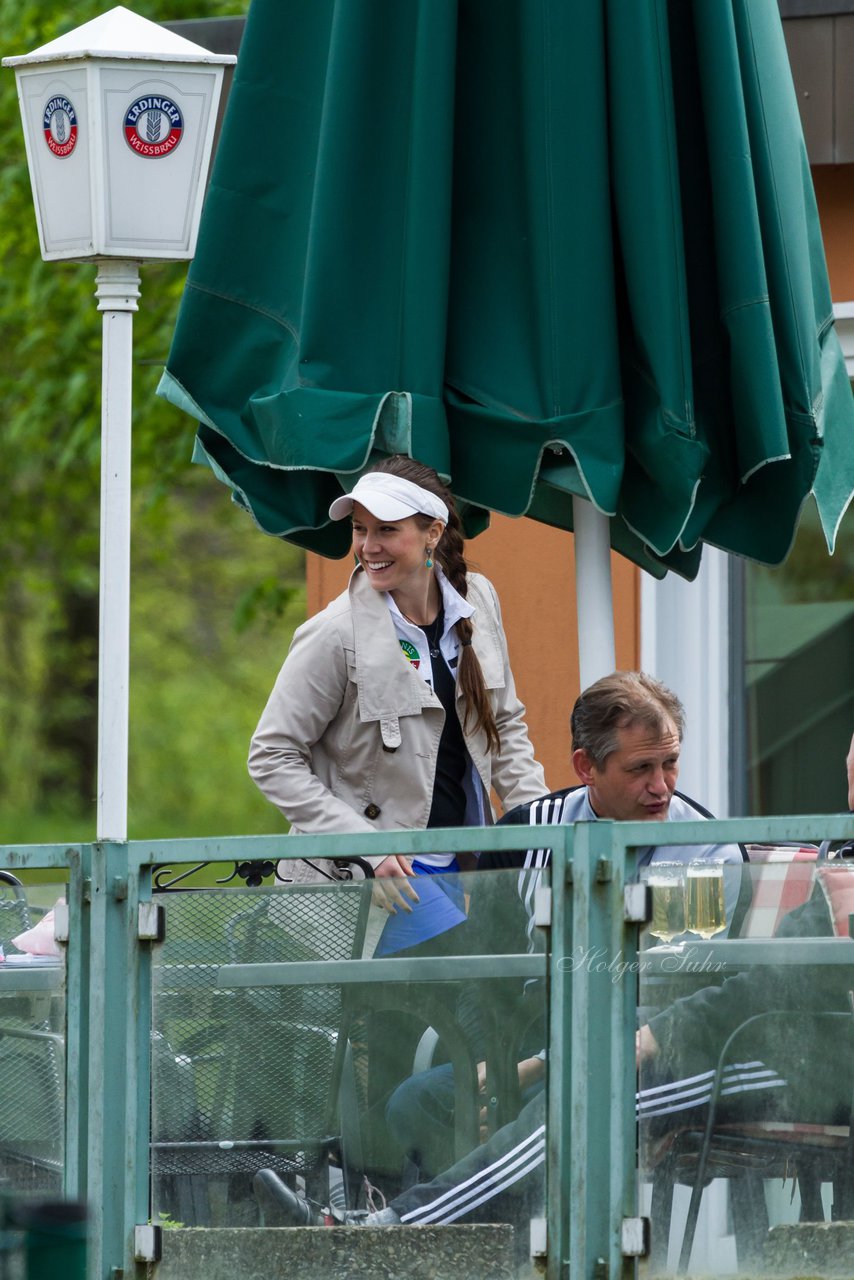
[372,855,420,914]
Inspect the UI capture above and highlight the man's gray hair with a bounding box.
[571,672,685,769]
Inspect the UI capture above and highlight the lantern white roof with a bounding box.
[2,5,237,67]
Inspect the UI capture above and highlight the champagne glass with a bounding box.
[686,865,727,939]
[647,866,687,943]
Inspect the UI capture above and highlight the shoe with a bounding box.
[253,1170,400,1228]
[253,1170,322,1226]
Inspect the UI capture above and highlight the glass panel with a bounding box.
[0,875,66,1200]
[743,502,854,814]
[151,864,547,1278]
[638,831,854,1277]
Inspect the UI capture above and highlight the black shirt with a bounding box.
[422,608,468,830]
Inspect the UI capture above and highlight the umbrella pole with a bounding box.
[572,496,616,688]
[94,261,140,843]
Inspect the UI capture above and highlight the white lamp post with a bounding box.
[3,7,235,841]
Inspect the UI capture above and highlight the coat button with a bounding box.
[364,803,381,820]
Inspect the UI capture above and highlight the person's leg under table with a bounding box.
[389,1086,546,1226]
[384,1062,457,1181]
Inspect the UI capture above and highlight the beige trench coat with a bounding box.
[248,568,546,837]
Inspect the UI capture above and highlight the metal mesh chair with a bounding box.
[646,1009,854,1273]
[0,1022,65,1195]
[151,876,372,1222]
[0,874,64,1196]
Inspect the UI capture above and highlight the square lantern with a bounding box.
[2,5,236,262]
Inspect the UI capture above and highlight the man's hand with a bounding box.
[477,1056,547,1138]
[636,1024,659,1067]
[371,855,420,914]
[846,730,854,812]
[476,1055,546,1097]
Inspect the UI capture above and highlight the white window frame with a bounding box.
[640,547,732,817]
[833,301,854,375]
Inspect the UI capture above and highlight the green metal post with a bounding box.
[65,846,90,1206]
[548,822,641,1280]
[85,843,151,1280]
[547,823,573,1280]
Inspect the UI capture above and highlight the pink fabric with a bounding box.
[739,846,818,938]
[816,865,854,939]
[11,901,63,957]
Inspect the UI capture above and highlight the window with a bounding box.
[743,502,854,814]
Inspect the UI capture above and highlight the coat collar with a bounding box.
[347,567,506,727]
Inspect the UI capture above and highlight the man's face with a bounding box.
[573,718,681,822]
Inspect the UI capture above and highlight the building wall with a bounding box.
[814,164,854,297]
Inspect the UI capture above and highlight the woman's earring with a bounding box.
[425,547,434,569]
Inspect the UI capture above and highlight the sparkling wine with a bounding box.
[648,877,687,942]
[687,866,726,939]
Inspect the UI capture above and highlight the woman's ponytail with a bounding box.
[367,455,501,754]
[433,510,500,755]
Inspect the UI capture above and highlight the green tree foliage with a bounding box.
[0,2,307,842]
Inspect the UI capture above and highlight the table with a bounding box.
[644,936,854,971]
[640,936,854,1007]
[0,960,63,994]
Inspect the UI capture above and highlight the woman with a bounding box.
[248,454,546,955]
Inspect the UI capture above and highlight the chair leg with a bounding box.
[798,1167,825,1222]
[173,1173,211,1227]
[836,1116,854,1219]
[730,1174,770,1269]
[678,1171,707,1272]
[833,1158,854,1220]
[648,1157,676,1271]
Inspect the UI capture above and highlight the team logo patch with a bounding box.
[399,639,421,669]
[124,95,183,158]
[43,97,78,158]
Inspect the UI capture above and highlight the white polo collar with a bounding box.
[385,564,474,637]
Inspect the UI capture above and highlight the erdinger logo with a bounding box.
[43,97,78,158]
[124,96,183,158]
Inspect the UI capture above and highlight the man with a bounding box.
[492,669,744,924]
[256,671,745,1230]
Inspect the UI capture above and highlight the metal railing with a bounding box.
[1,811,852,1280]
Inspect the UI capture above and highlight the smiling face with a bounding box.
[572,718,681,822]
[351,502,444,597]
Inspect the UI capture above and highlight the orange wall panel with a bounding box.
[813,164,854,299]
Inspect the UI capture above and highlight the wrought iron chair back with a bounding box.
[0,872,31,949]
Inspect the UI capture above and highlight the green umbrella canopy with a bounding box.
[159,0,854,580]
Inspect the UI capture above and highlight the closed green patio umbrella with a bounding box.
[159,0,854,597]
